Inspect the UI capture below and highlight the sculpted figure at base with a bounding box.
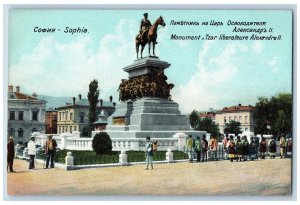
[118,69,174,102]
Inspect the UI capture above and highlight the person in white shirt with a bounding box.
[28,136,36,169]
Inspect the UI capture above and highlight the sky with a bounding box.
[8,10,292,113]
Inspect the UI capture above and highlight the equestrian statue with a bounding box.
[136,13,166,59]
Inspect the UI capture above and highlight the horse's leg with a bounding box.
[148,41,151,56]
[136,43,139,59]
[141,44,145,58]
[153,41,156,56]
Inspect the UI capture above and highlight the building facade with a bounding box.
[45,108,58,134]
[215,104,255,134]
[8,85,46,144]
[56,94,115,136]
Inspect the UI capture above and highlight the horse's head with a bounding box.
[157,16,166,27]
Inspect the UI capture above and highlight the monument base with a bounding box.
[106,98,206,139]
[105,130,206,139]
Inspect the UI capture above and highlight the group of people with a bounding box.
[7,135,57,173]
[222,134,292,162]
[186,135,218,163]
[184,134,292,163]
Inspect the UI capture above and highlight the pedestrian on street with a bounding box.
[186,135,194,163]
[235,135,243,162]
[241,135,249,161]
[259,136,267,159]
[279,135,286,158]
[227,135,236,162]
[44,135,57,169]
[286,138,292,158]
[268,137,277,159]
[201,135,208,162]
[249,137,257,161]
[7,136,15,173]
[210,136,218,161]
[223,134,229,160]
[28,136,37,169]
[194,136,201,162]
[145,136,154,170]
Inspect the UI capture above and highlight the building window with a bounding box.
[229,116,232,121]
[234,116,237,121]
[32,110,38,121]
[18,111,24,120]
[79,113,84,123]
[74,126,77,131]
[245,128,248,131]
[62,126,65,133]
[66,111,69,121]
[70,113,73,121]
[32,128,37,133]
[245,116,248,123]
[70,126,72,133]
[9,111,15,120]
[62,112,65,121]
[9,128,15,137]
[224,117,226,123]
[239,116,242,122]
[59,126,61,134]
[18,128,24,138]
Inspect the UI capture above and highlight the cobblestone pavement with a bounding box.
[7,158,291,196]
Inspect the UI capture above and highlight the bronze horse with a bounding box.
[136,16,166,59]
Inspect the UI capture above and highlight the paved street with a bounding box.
[7,158,291,196]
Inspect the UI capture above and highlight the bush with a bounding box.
[92,132,112,155]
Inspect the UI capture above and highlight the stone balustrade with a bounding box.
[33,132,180,151]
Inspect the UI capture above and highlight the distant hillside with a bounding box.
[37,95,73,110]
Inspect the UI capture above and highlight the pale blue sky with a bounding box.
[8,10,292,113]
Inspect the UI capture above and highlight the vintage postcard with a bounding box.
[5,7,294,198]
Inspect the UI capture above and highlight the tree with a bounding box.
[254,93,292,137]
[189,110,220,140]
[81,126,89,138]
[88,79,99,137]
[189,110,199,129]
[92,132,112,155]
[196,117,220,140]
[224,120,241,135]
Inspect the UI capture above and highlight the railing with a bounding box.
[33,132,179,152]
[32,132,283,161]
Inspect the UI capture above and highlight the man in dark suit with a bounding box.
[7,137,15,173]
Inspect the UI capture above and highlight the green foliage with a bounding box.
[224,120,242,135]
[189,110,220,137]
[92,132,112,155]
[81,126,90,137]
[37,150,189,165]
[189,110,199,129]
[88,79,100,137]
[196,117,220,138]
[254,93,292,137]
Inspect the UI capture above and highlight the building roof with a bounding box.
[57,98,115,110]
[221,105,255,112]
[199,112,215,119]
[9,92,40,100]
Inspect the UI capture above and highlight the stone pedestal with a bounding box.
[65,151,75,170]
[166,148,174,162]
[119,150,128,166]
[106,56,205,143]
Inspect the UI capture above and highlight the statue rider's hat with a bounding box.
[143,13,148,17]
